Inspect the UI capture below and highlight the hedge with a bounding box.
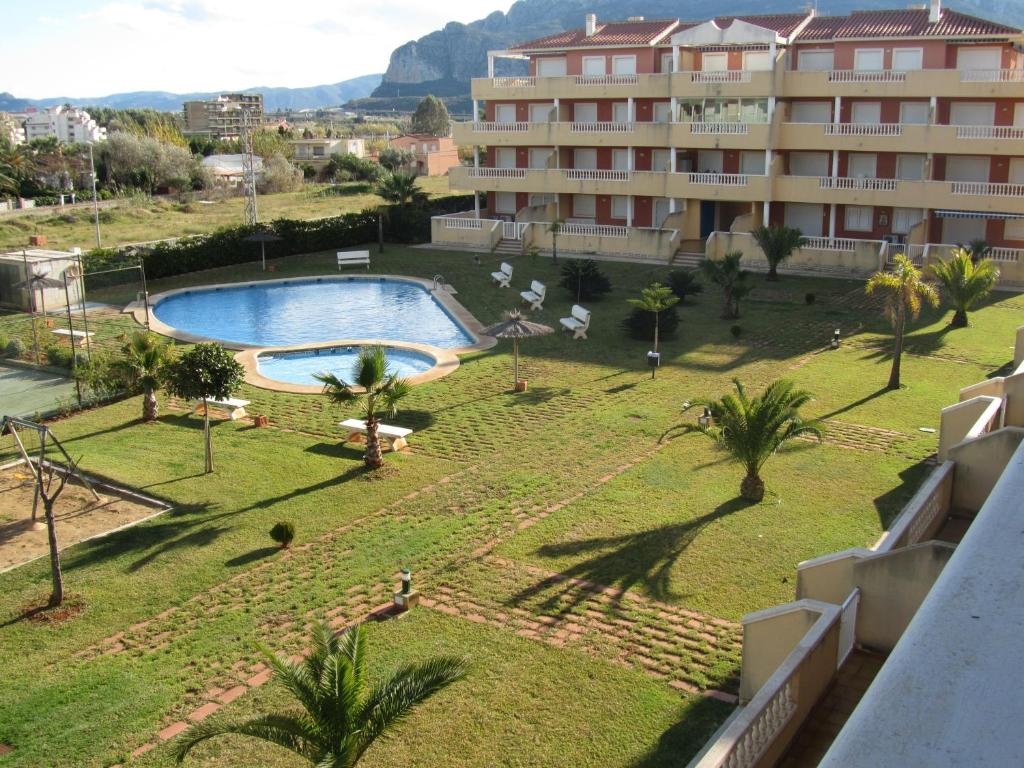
[83,194,474,288]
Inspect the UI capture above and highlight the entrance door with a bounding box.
[696,150,724,173]
[573,148,597,169]
[700,200,717,237]
[495,104,517,123]
[784,203,824,237]
[950,102,996,126]
[573,103,598,123]
[495,148,516,168]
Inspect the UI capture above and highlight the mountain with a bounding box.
[372,0,1024,98]
[0,74,383,114]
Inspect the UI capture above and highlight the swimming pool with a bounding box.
[257,346,436,387]
[152,277,476,349]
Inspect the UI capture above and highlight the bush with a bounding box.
[45,345,74,369]
[74,351,129,400]
[559,259,612,301]
[270,521,296,549]
[326,153,383,183]
[668,269,703,302]
[805,292,816,305]
[5,338,25,358]
[0,335,8,354]
[731,324,743,338]
[622,305,680,341]
[258,153,304,194]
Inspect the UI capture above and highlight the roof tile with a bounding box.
[512,19,679,51]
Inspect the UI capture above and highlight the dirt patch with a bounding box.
[0,464,168,572]
[15,593,86,625]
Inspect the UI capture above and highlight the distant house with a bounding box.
[290,138,365,169]
[201,154,264,185]
[389,134,460,176]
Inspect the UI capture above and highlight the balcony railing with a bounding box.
[690,172,748,186]
[468,167,527,179]
[956,125,1024,140]
[688,70,753,84]
[570,121,634,133]
[472,121,529,132]
[574,74,638,86]
[989,247,1024,263]
[959,69,1024,82]
[559,222,629,238]
[443,217,484,230]
[951,181,1024,197]
[819,176,898,191]
[829,69,907,83]
[823,123,903,136]
[563,169,630,182]
[689,122,752,134]
[493,76,534,88]
[802,236,859,252]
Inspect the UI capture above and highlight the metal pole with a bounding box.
[89,143,100,249]
[139,261,151,329]
[22,250,40,364]
[76,255,92,356]
[63,273,83,405]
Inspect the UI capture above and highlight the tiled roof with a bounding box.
[798,8,1019,40]
[512,19,679,50]
[707,13,811,37]
[792,15,846,42]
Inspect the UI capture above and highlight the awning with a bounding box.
[934,210,1024,220]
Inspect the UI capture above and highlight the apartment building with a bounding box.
[436,1,1024,283]
[390,134,461,176]
[290,137,365,168]
[0,113,25,146]
[182,93,264,141]
[22,106,106,144]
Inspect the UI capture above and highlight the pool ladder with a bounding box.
[433,274,447,292]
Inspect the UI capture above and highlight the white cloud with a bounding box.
[6,0,495,98]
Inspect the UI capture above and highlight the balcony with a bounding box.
[452,120,769,149]
[470,69,775,100]
[783,68,1024,98]
[776,122,1024,155]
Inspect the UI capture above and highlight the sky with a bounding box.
[0,0,495,98]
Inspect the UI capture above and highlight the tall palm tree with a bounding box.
[688,379,824,502]
[117,331,175,421]
[315,346,411,469]
[701,251,753,319]
[176,621,467,767]
[928,247,999,328]
[376,171,427,206]
[751,224,807,282]
[866,253,939,390]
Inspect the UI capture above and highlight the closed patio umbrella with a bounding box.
[245,230,282,271]
[481,309,553,392]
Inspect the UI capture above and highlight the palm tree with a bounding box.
[548,218,565,263]
[117,331,175,421]
[866,254,939,390]
[928,247,999,328]
[176,620,467,766]
[751,224,806,282]
[0,143,34,197]
[627,283,679,378]
[701,251,753,319]
[688,379,824,501]
[315,346,411,469]
[376,171,427,206]
[965,238,992,264]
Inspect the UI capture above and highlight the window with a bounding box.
[313,146,325,156]
[696,150,723,173]
[611,149,629,171]
[494,192,516,214]
[740,151,766,175]
[791,101,832,123]
[785,203,824,237]
[946,155,990,182]
[573,148,597,169]
[851,102,881,124]
[528,148,553,169]
[956,47,1001,72]
[789,152,830,176]
[798,49,834,71]
[1005,217,1024,240]
[582,56,605,76]
[893,208,924,235]
[611,195,629,218]
[529,103,555,123]
[892,48,923,71]
[896,154,926,180]
[495,103,516,124]
[529,193,555,206]
[611,56,636,75]
[702,52,728,71]
[612,102,629,123]
[653,102,672,123]
[950,102,996,126]
[495,148,516,169]
[900,102,930,125]
[537,58,567,77]
[652,149,671,172]
[660,52,674,73]
[848,153,877,178]
[1009,158,1024,184]
[853,48,884,71]
[845,205,874,232]
[743,50,772,71]
[573,194,596,218]
[573,103,597,123]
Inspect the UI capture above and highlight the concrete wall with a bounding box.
[938,396,1002,462]
[740,604,823,702]
[796,549,871,605]
[707,230,884,277]
[1015,326,1024,369]
[429,217,502,251]
[948,427,1024,513]
[530,225,678,262]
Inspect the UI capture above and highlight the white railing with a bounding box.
[688,70,753,84]
[837,589,860,669]
[443,217,483,230]
[824,123,903,136]
[570,121,634,133]
[468,167,527,179]
[471,121,530,132]
[559,223,629,238]
[690,123,751,135]
[802,237,858,252]
[502,221,527,240]
[956,125,1024,140]
[819,176,898,191]
[828,69,907,83]
[959,69,1024,83]
[574,74,638,86]
[493,76,535,88]
[563,169,630,182]
[989,247,1024,263]
[951,181,1024,197]
[689,172,748,186]
[897,243,928,266]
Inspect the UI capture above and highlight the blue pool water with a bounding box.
[153,278,474,348]
[257,346,436,386]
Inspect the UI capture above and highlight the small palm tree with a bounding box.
[751,224,807,282]
[176,620,467,766]
[376,171,427,206]
[117,331,175,421]
[315,346,411,469]
[866,254,939,390]
[548,218,565,263]
[701,251,753,319]
[965,238,992,264]
[688,379,824,501]
[627,283,679,378]
[928,247,999,328]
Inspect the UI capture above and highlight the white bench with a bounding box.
[491,262,513,288]
[52,328,94,347]
[192,397,251,421]
[339,418,412,452]
[337,250,370,270]
[520,280,546,311]
[559,304,591,340]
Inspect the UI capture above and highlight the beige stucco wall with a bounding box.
[740,605,821,703]
[948,427,1024,512]
[796,549,870,605]
[430,217,502,250]
[708,231,883,277]
[938,396,1003,462]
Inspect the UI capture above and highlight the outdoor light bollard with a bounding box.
[831,329,841,349]
[698,407,713,429]
[394,568,420,613]
[647,351,661,368]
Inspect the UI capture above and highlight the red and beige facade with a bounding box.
[433,2,1024,282]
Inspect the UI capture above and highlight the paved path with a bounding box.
[0,362,77,418]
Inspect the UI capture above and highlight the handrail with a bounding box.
[574,74,638,86]
[689,70,752,84]
[689,172,748,186]
[801,237,858,252]
[468,167,527,179]
[563,169,630,182]
[471,121,529,132]
[690,122,752,134]
[828,69,907,83]
[823,123,902,136]
[956,125,1024,140]
[442,217,483,230]
[570,121,634,133]
[493,76,535,88]
[559,223,629,238]
[819,176,898,191]
[960,69,1024,82]
[951,181,1024,197]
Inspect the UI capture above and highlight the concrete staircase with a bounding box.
[493,239,522,257]
[672,251,705,269]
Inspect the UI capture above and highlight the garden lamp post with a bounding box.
[832,328,841,349]
[88,142,100,249]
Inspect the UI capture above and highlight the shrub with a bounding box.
[270,521,296,549]
[805,292,816,305]
[559,259,612,301]
[5,338,25,358]
[667,269,703,302]
[0,335,8,353]
[731,324,743,338]
[45,345,74,369]
[622,305,680,341]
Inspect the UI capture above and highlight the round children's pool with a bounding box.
[256,345,437,387]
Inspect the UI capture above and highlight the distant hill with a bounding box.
[0,74,383,114]
[373,0,1024,98]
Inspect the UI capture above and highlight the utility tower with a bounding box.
[241,108,258,226]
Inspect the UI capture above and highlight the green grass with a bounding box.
[0,243,1019,767]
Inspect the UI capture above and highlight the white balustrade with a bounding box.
[688,70,752,84]
[721,681,797,768]
[837,590,860,668]
[574,74,638,86]
[824,123,902,136]
[471,121,529,132]
[443,218,483,230]
[819,176,898,191]
[960,69,1024,82]
[988,247,1024,263]
[563,169,631,182]
[689,172,748,186]
[690,122,751,135]
[956,125,1024,140]
[828,69,907,83]
[559,223,629,238]
[570,121,634,133]
[469,167,527,179]
[493,76,535,88]
[951,181,1024,197]
[802,237,858,252]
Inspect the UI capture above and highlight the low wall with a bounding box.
[531,226,678,263]
[796,549,871,605]
[429,216,502,251]
[938,396,1002,462]
[948,427,1024,513]
[883,460,956,550]
[707,231,883,278]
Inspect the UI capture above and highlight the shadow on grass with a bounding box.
[816,386,890,421]
[629,695,736,768]
[225,546,279,567]
[508,497,755,615]
[873,457,935,529]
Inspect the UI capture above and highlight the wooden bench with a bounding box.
[490,262,513,288]
[559,304,591,340]
[339,418,412,452]
[337,250,370,270]
[192,397,251,421]
[520,280,546,311]
[51,328,94,347]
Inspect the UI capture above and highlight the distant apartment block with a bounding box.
[390,134,461,176]
[434,1,1024,286]
[290,137,365,168]
[0,112,25,145]
[183,93,264,141]
[23,106,105,144]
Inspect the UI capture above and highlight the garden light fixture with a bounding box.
[832,329,841,349]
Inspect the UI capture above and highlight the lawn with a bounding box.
[0,243,1018,767]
